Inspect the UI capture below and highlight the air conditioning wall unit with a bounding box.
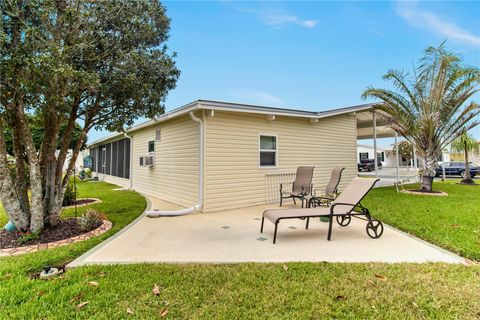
[139,155,155,167]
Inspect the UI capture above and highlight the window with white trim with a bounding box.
[148,140,155,153]
[259,135,277,167]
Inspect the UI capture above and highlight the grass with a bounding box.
[1,263,479,319]
[362,180,480,260]
[0,180,479,319]
[0,179,146,278]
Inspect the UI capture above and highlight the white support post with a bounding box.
[442,152,446,181]
[395,132,400,183]
[372,111,378,178]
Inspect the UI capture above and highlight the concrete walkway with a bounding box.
[69,196,465,266]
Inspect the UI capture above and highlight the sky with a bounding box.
[89,1,480,145]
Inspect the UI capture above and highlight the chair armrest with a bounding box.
[279,181,294,192]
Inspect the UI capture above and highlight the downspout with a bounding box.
[123,133,133,190]
[146,110,203,217]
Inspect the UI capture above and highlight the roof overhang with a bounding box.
[355,108,397,140]
[88,100,382,146]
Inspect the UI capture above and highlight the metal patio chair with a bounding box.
[279,166,315,208]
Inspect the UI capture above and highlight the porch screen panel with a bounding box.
[95,148,100,173]
[125,139,131,179]
[117,139,125,178]
[105,143,111,175]
[98,145,104,174]
[112,141,118,177]
[90,148,95,172]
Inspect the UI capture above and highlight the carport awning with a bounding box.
[356,109,397,140]
[355,108,411,182]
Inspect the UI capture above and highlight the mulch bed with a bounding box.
[401,189,448,196]
[64,198,98,206]
[0,218,101,249]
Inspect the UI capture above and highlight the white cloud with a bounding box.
[230,89,285,106]
[371,30,386,38]
[396,1,480,47]
[260,10,318,29]
[231,5,318,29]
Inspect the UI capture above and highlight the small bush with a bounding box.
[78,168,92,180]
[17,232,39,245]
[77,208,106,231]
[62,182,77,206]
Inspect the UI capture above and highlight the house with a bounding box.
[450,140,480,165]
[88,100,379,212]
[357,144,414,167]
[357,144,393,167]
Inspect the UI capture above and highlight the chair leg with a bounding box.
[273,222,279,244]
[327,215,333,241]
[292,197,296,205]
[280,195,283,207]
[301,195,304,208]
[306,217,310,230]
[260,216,265,233]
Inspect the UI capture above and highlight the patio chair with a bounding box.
[308,167,345,208]
[279,166,315,208]
[261,177,383,244]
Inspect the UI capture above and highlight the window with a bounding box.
[148,140,155,153]
[259,135,277,167]
[359,152,369,160]
[377,152,385,163]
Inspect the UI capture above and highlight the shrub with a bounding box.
[77,208,106,232]
[62,182,77,206]
[78,168,92,180]
[17,232,39,245]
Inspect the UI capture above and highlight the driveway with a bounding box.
[68,196,465,266]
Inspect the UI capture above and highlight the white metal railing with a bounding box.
[265,171,296,204]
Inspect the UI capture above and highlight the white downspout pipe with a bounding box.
[373,111,378,178]
[146,110,203,217]
[123,133,133,190]
[395,132,400,184]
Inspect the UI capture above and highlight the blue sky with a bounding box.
[90,1,480,143]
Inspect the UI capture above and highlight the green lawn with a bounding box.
[362,180,480,261]
[0,180,479,319]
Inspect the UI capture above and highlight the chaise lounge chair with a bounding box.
[261,177,383,244]
[308,167,345,208]
[279,166,315,208]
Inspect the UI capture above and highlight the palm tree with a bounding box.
[362,44,480,191]
[451,132,480,184]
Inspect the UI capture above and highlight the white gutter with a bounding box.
[88,101,381,147]
[123,133,133,190]
[146,110,203,217]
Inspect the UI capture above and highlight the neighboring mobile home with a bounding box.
[88,100,375,212]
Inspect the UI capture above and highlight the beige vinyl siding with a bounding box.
[131,115,199,207]
[204,111,357,212]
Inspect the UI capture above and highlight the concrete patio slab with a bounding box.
[68,196,465,266]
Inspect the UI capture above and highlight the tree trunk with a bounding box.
[0,121,29,231]
[16,109,45,233]
[49,122,89,222]
[461,142,473,184]
[11,122,31,218]
[419,155,436,191]
[420,176,434,191]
